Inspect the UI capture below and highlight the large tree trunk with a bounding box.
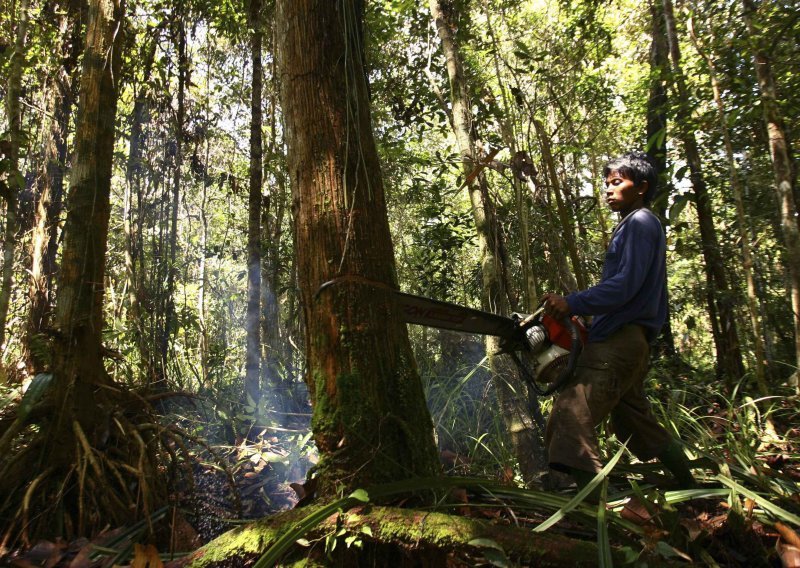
[429,0,547,484]
[742,0,800,391]
[25,0,82,374]
[275,0,440,495]
[662,0,744,387]
[688,15,769,394]
[0,0,29,353]
[0,0,170,544]
[245,0,264,415]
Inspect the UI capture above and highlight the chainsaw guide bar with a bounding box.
[315,281,585,395]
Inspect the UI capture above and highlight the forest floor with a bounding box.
[3,374,799,567]
[4,428,797,567]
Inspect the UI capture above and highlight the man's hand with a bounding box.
[540,293,570,320]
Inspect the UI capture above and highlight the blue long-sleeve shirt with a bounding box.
[566,207,667,343]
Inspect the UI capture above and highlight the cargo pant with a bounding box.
[545,324,672,474]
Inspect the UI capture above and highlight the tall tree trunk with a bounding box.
[646,0,677,359]
[245,0,264,415]
[0,0,29,352]
[51,0,122,419]
[124,34,158,383]
[161,11,186,387]
[742,0,800,390]
[534,119,586,291]
[688,15,769,394]
[275,0,439,494]
[482,3,537,310]
[25,0,82,373]
[429,0,547,484]
[662,0,744,386]
[261,14,287,419]
[6,0,165,541]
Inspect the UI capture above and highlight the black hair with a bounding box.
[603,150,658,204]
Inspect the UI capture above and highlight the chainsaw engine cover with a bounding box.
[535,344,571,385]
[521,315,587,391]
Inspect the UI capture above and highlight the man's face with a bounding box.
[604,170,646,216]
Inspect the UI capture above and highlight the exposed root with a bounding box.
[0,380,203,547]
[20,467,55,547]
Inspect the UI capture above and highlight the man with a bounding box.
[541,151,695,494]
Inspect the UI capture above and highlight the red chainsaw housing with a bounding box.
[540,314,588,350]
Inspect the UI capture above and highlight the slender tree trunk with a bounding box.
[534,119,586,291]
[647,0,677,358]
[261,15,287,419]
[161,12,186,386]
[662,0,744,386]
[590,153,610,250]
[124,35,158,382]
[51,0,122,404]
[742,0,800,390]
[275,0,439,494]
[526,164,579,294]
[0,4,174,542]
[25,0,82,373]
[245,0,264,414]
[688,16,768,393]
[429,0,547,483]
[482,3,537,310]
[0,0,29,352]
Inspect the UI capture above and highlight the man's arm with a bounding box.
[546,213,662,317]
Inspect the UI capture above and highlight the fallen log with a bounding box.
[176,504,678,567]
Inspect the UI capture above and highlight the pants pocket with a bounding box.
[576,361,619,423]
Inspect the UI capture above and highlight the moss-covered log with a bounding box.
[179,505,676,567]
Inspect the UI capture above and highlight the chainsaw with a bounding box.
[395,291,587,395]
[315,280,586,394]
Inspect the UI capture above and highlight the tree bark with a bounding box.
[647,0,677,359]
[245,0,264,415]
[161,10,187,387]
[50,0,123,428]
[275,0,440,494]
[0,0,29,352]
[688,15,769,394]
[534,119,586,291]
[25,0,83,374]
[742,0,800,390]
[124,34,159,383]
[662,0,744,386]
[429,0,547,483]
[1,0,166,542]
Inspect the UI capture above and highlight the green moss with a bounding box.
[186,507,323,567]
[188,505,677,568]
